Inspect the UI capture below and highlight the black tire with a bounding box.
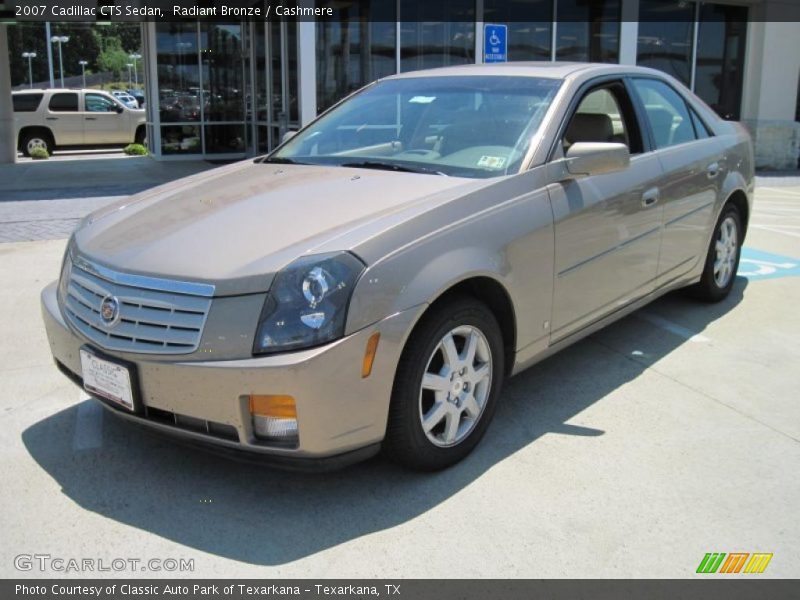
[134,126,147,147]
[20,130,52,157]
[689,203,743,302]
[384,296,505,471]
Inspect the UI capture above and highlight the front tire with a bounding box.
[384,297,505,471]
[690,204,742,302]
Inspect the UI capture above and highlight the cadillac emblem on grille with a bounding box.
[100,295,120,326]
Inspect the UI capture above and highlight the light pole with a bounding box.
[78,60,88,88]
[21,52,37,88]
[126,63,133,89]
[50,35,69,87]
[128,53,141,89]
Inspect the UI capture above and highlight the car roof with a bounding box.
[384,62,665,81]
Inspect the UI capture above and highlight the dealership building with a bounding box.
[1,0,799,168]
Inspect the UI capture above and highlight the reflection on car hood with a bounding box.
[74,161,479,295]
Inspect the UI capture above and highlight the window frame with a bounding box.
[546,75,646,163]
[12,93,44,113]
[47,92,79,113]
[84,92,121,113]
[627,76,714,153]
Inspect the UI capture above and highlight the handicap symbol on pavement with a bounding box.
[738,248,800,280]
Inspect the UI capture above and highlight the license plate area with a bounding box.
[79,347,141,413]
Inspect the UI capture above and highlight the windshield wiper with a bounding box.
[258,156,306,165]
[340,160,447,176]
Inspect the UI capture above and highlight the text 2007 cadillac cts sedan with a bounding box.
[42,63,753,471]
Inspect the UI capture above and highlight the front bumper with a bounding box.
[41,281,422,468]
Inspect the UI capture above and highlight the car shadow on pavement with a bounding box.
[22,278,747,566]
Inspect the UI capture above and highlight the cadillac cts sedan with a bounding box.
[42,63,753,471]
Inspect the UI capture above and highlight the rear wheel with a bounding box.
[384,297,504,471]
[20,131,52,157]
[690,204,742,302]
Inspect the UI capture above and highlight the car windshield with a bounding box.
[269,75,561,178]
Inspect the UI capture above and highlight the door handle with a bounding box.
[706,162,720,179]
[45,117,58,121]
[642,187,660,208]
[85,117,97,121]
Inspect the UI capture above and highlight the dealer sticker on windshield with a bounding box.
[477,155,506,169]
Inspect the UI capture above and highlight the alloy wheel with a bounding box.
[713,215,738,288]
[418,325,493,448]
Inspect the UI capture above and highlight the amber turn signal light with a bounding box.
[249,394,297,419]
[362,332,380,378]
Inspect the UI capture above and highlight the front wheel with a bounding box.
[384,297,504,471]
[690,204,743,302]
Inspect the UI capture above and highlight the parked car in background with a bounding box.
[12,89,146,156]
[111,91,139,110]
[42,64,753,471]
[127,89,146,108]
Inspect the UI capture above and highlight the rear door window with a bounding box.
[48,93,79,112]
[632,78,697,149]
[12,93,44,112]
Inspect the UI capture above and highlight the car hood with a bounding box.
[74,161,481,295]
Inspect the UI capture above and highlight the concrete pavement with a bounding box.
[0,183,798,578]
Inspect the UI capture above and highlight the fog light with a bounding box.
[249,395,298,443]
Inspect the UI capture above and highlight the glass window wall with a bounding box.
[400,0,475,72]
[637,0,694,86]
[483,0,552,61]
[556,0,620,63]
[695,3,748,120]
[316,1,397,113]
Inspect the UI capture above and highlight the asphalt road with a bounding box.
[0,179,798,578]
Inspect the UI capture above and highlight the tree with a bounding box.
[97,37,131,83]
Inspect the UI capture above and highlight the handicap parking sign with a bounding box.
[484,24,507,63]
[738,248,800,280]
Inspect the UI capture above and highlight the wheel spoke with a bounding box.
[422,372,450,393]
[422,402,448,433]
[472,363,490,384]
[461,330,478,365]
[716,240,725,255]
[442,410,460,443]
[440,333,459,368]
[462,395,481,419]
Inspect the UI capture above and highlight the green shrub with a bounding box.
[29,147,49,160]
[123,143,148,156]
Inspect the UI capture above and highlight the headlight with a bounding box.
[253,252,365,354]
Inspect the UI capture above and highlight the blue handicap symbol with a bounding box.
[738,247,800,280]
[484,24,507,63]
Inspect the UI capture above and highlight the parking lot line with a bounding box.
[751,225,800,238]
[72,395,104,451]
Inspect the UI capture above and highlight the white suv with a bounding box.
[12,89,146,156]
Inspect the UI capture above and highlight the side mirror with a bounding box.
[282,130,298,143]
[564,142,630,177]
[114,105,124,113]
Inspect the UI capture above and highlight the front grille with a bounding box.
[62,255,213,355]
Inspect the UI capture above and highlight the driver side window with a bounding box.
[562,84,642,154]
